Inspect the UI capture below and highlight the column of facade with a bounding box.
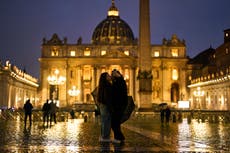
[129,67,134,96]
[62,66,67,106]
[42,68,49,106]
[131,67,137,103]
[92,65,98,91]
[180,68,187,100]
[205,87,210,110]
[11,86,16,108]
[223,86,228,110]
[8,84,12,108]
[96,67,101,86]
[160,61,165,102]
[66,63,70,106]
[227,86,230,110]
[77,66,82,102]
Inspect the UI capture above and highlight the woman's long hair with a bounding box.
[97,72,110,104]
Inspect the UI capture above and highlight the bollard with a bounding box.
[84,115,88,122]
[201,114,205,123]
[187,115,191,124]
[214,115,219,123]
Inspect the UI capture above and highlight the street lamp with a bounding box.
[68,86,80,103]
[47,69,66,104]
[193,87,204,109]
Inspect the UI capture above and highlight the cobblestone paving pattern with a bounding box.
[0,113,230,152]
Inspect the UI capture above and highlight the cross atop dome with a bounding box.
[108,0,119,16]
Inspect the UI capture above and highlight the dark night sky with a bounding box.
[0,0,230,79]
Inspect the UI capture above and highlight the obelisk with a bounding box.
[138,0,152,109]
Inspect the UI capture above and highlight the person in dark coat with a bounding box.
[165,106,171,125]
[97,72,113,142]
[50,100,57,124]
[23,99,33,126]
[42,99,50,125]
[111,69,128,143]
[160,107,165,124]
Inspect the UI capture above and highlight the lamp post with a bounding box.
[47,69,66,104]
[193,87,204,109]
[68,86,80,103]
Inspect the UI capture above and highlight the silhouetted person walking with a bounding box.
[50,100,57,124]
[42,99,50,125]
[165,106,171,125]
[23,99,33,127]
[160,107,165,124]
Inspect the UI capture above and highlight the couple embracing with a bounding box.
[97,69,128,144]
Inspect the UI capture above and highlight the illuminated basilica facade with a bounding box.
[39,1,188,108]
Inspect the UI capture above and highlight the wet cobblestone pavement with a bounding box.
[0,112,230,152]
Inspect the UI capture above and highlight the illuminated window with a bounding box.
[108,10,119,16]
[171,49,178,57]
[51,51,58,56]
[154,51,160,57]
[84,48,91,56]
[172,68,178,80]
[51,47,59,56]
[226,33,229,37]
[70,51,76,56]
[226,48,229,54]
[101,50,106,56]
[124,50,129,56]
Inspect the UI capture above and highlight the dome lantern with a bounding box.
[108,0,119,16]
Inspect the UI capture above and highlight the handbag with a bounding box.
[120,96,135,123]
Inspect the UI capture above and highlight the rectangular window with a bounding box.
[172,68,178,80]
[51,51,58,56]
[154,51,160,57]
[70,51,76,56]
[84,50,90,56]
[84,48,91,56]
[83,66,91,80]
[171,49,178,57]
[124,50,129,56]
[101,50,106,56]
[51,47,59,56]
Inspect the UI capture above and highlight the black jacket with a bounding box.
[111,76,128,113]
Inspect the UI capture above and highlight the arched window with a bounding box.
[172,68,178,80]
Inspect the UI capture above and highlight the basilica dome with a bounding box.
[91,1,135,45]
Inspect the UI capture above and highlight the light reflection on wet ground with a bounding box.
[177,119,230,152]
[0,115,230,152]
[125,117,230,152]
